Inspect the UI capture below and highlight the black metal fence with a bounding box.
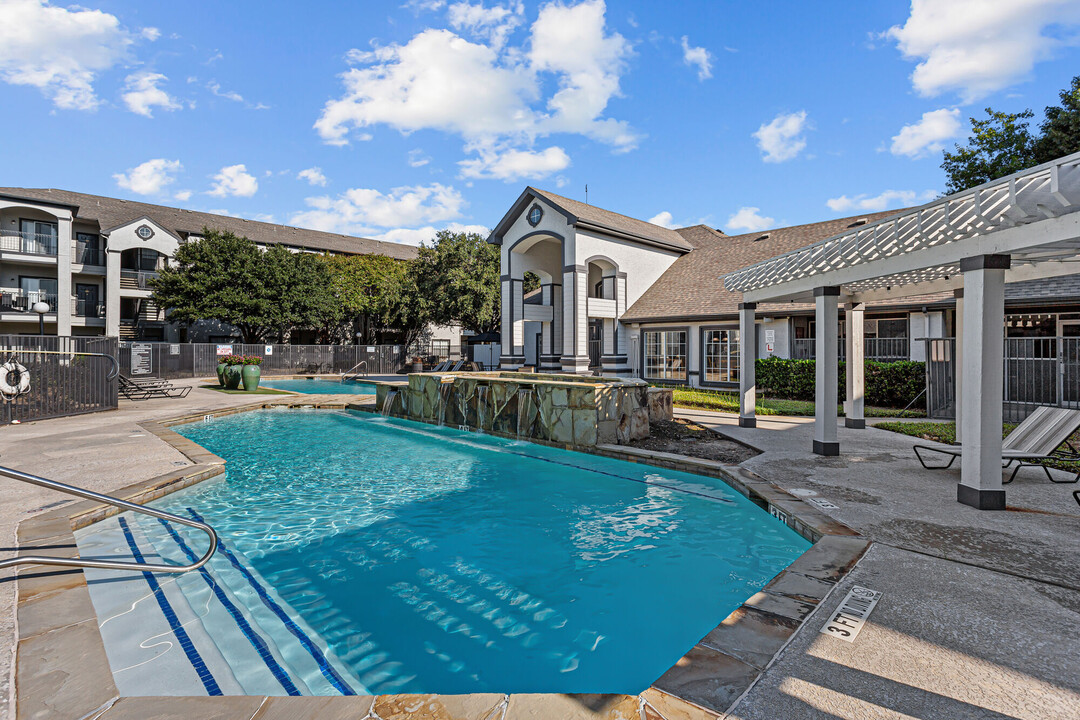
[0,335,119,425]
[118,342,406,379]
[791,337,910,362]
[924,337,1080,422]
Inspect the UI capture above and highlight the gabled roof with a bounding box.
[488,187,694,254]
[0,188,419,261]
[621,210,904,322]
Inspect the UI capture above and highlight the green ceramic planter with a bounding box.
[216,362,228,387]
[223,364,243,390]
[242,364,261,392]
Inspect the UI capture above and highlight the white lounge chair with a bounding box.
[914,405,1080,484]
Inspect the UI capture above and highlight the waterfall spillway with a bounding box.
[437,382,453,426]
[516,388,534,437]
[381,389,398,417]
[476,385,489,430]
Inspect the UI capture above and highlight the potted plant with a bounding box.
[216,357,229,387]
[222,354,244,390]
[241,355,262,392]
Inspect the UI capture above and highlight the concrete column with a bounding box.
[498,275,523,368]
[105,246,121,338]
[561,265,589,374]
[844,302,865,429]
[56,216,73,336]
[738,302,757,428]
[814,287,841,455]
[953,289,963,433]
[958,255,1009,510]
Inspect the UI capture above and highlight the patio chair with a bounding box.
[431,360,451,372]
[449,359,466,372]
[119,374,192,400]
[913,405,1080,484]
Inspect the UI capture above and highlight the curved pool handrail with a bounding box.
[342,360,368,382]
[0,465,218,574]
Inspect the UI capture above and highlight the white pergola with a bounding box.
[724,151,1080,510]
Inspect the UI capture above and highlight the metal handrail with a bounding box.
[0,465,218,573]
[341,360,367,381]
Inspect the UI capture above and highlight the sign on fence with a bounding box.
[130,343,152,375]
[264,345,273,355]
[216,344,233,356]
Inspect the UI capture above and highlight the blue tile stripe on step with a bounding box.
[117,516,223,696]
[186,508,357,695]
[156,517,302,696]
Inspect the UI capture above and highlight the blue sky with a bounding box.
[2,0,1080,244]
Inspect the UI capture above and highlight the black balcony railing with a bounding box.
[73,298,104,318]
[0,291,59,313]
[74,245,105,266]
[0,231,58,256]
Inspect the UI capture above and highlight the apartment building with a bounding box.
[0,188,417,341]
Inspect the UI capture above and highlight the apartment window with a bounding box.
[643,329,687,381]
[17,219,58,254]
[19,276,57,304]
[75,232,102,264]
[702,328,739,384]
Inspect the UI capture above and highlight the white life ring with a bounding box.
[0,361,30,396]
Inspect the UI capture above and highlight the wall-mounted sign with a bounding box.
[766,343,774,354]
[765,329,776,343]
[130,343,152,375]
[215,344,233,356]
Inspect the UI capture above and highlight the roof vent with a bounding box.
[754,233,771,241]
[849,217,868,227]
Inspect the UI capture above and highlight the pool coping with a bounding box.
[13,398,869,720]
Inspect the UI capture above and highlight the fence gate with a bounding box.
[923,338,955,419]
[0,335,119,425]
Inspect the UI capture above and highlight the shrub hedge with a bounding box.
[755,356,925,409]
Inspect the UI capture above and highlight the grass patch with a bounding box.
[200,384,292,395]
[664,386,925,418]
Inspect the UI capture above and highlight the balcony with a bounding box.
[73,244,105,266]
[73,298,105,318]
[0,289,59,314]
[120,270,159,290]
[0,230,58,257]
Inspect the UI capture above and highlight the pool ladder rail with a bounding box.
[341,360,368,382]
[0,465,218,574]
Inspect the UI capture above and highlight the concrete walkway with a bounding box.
[0,380,271,720]
[675,408,1080,720]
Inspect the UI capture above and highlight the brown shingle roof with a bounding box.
[622,210,904,322]
[0,187,419,260]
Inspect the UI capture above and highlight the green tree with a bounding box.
[941,108,1036,193]
[409,229,499,334]
[1035,75,1080,163]
[325,253,415,343]
[149,229,275,342]
[523,270,541,295]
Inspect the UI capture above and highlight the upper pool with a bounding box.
[80,410,809,697]
[260,377,376,395]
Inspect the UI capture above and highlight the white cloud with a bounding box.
[297,167,328,186]
[121,72,181,117]
[207,81,244,103]
[890,108,962,158]
[680,36,712,81]
[208,164,258,198]
[113,158,182,196]
[375,222,489,246]
[0,0,136,110]
[726,207,775,232]
[316,0,638,173]
[753,110,809,163]
[826,189,937,213]
[447,2,524,51]
[408,148,431,167]
[648,211,675,228]
[458,144,570,181]
[289,183,466,235]
[140,27,161,41]
[885,0,1080,103]
[174,190,192,202]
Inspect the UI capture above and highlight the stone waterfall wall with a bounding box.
[375,373,668,448]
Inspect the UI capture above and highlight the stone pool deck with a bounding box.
[2,388,1078,719]
[677,408,1080,720]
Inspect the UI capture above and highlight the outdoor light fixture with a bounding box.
[31,301,49,336]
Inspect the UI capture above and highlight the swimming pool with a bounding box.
[77,409,809,696]
[260,377,376,395]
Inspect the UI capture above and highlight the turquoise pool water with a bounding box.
[153,410,808,695]
[260,378,376,395]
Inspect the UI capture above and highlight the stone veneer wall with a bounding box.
[375,373,672,447]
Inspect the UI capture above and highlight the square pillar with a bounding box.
[56,216,73,336]
[844,302,865,429]
[561,264,589,374]
[957,255,1009,510]
[953,289,963,433]
[738,302,757,428]
[498,275,524,369]
[814,287,841,455]
[105,247,121,338]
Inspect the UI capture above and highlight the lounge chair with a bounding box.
[914,405,1080,484]
[431,360,451,372]
[449,359,466,372]
[119,374,191,400]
